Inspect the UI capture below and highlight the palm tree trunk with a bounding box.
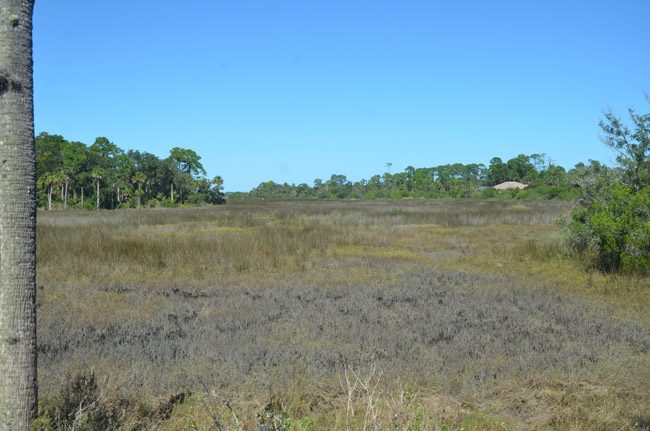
[47,184,52,211]
[96,179,100,210]
[0,1,38,428]
[64,179,68,209]
[81,186,84,207]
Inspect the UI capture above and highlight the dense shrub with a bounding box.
[569,184,650,273]
[568,101,650,274]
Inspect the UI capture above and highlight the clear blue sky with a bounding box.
[33,1,649,192]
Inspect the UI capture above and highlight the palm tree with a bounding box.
[37,173,57,210]
[132,172,147,209]
[0,1,38,427]
[60,169,71,209]
[91,169,103,210]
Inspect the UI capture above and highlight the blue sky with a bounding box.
[33,1,650,191]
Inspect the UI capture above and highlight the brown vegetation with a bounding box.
[35,200,650,430]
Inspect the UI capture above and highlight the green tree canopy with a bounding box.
[169,147,206,177]
[35,133,224,209]
[599,102,650,191]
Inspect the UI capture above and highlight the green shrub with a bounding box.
[475,188,493,199]
[568,183,650,273]
[159,198,177,207]
[567,100,650,274]
[526,185,578,200]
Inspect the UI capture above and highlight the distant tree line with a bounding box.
[231,154,610,200]
[36,132,225,210]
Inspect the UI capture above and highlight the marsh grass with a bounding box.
[36,200,650,430]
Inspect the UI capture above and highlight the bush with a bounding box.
[568,183,650,274]
[526,185,578,200]
[567,100,650,274]
[159,198,177,208]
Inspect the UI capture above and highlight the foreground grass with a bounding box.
[36,200,650,430]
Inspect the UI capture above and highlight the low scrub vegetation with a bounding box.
[36,200,649,430]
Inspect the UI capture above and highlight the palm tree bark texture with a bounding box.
[0,0,37,429]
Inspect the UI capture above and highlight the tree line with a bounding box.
[232,154,609,200]
[36,132,225,210]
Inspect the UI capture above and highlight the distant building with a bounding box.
[493,181,528,190]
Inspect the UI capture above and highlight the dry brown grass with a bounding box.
[35,200,650,430]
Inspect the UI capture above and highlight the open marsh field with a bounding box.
[36,200,650,430]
